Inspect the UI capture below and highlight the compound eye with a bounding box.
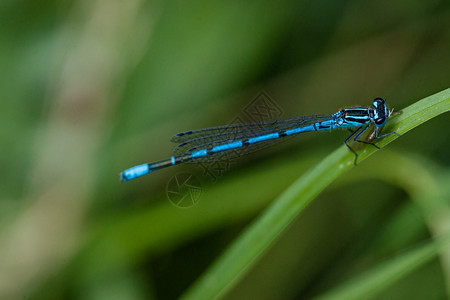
[373,98,385,109]
[375,117,386,126]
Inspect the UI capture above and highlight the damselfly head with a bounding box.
[372,97,388,127]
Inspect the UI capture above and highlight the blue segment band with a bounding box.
[212,141,243,152]
[121,164,150,181]
[191,149,207,158]
[248,133,279,144]
[286,125,314,135]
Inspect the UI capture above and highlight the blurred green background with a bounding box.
[0,0,449,299]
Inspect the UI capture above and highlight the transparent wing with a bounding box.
[170,114,330,143]
[171,114,332,163]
